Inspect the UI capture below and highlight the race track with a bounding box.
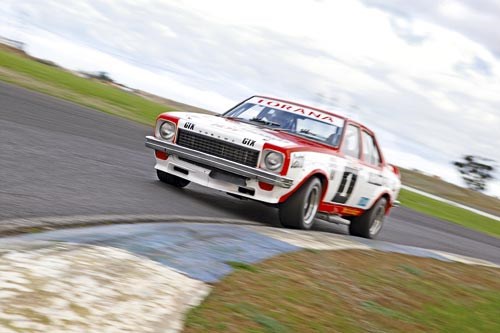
[1,81,499,264]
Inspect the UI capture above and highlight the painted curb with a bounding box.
[0,214,263,237]
[2,219,497,270]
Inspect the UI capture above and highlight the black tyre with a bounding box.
[156,170,190,188]
[348,197,387,239]
[279,177,322,230]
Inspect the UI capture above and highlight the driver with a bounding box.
[265,110,292,129]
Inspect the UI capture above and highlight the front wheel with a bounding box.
[279,177,322,230]
[348,198,387,239]
[156,170,190,188]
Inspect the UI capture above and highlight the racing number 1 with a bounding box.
[332,168,358,204]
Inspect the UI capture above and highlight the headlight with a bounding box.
[159,121,176,141]
[263,150,284,172]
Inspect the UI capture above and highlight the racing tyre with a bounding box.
[279,177,322,230]
[156,170,190,188]
[348,197,387,239]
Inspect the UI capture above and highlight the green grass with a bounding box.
[0,47,170,125]
[185,250,500,333]
[226,261,259,272]
[399,188,500,238]
[400,167,500,217]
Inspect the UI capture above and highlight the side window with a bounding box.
[341,124,360,159]
[362,131,381,166]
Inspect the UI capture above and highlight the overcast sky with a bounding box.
[1,0,499,195]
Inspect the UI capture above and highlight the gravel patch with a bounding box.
[0,243,210,333]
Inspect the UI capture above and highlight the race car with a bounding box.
[145,96,401,238]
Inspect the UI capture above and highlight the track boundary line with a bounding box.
[402,185,500,221]
[0,214,264,237]
[1,214,498,268]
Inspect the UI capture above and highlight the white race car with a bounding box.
[145,96,401,238]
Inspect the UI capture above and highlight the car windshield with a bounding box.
[224,99,345,147]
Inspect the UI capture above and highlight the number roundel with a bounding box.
[332,168,358,204]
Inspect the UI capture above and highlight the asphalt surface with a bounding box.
[1,81,499,264]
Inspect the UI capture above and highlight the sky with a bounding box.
[1,0,499,195]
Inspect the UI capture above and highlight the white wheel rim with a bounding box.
[369,206,384,236]
[303,186,320,225]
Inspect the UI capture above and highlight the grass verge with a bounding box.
[399,188,500,238]
[184,250,500,333]
[0,46,170,125]
[400,167,500,217]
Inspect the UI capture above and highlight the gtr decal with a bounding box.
[242,138,256,147]
[184,122,195,130]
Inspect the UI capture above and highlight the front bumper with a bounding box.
[145,136,293,188]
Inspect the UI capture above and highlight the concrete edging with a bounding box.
[2,215,497,269]
[0,214,263,237]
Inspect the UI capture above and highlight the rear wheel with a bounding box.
[279,177,322,230]
[348,198,387,239]
[156,170,190,188]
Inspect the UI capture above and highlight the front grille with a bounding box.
[176,130,259,167]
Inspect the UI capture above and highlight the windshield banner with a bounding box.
[249,97,344,127]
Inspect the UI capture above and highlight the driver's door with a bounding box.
[330,123,363,206]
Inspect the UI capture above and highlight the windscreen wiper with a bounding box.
[248,117,281,127]
[224,116,281,127]
[274,128,295,133]
[298,129,320,137]
[276,128,318,135]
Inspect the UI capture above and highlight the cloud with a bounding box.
[455,56,493,76]
[361,0,500,57]
[389,16,430,45]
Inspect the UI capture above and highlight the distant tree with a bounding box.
[453,155,496,192]
[96,71,113,82]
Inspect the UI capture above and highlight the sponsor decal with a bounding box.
[212,123,240,131]
[333,206,363,216]
[184,122,195,130]
[249,97,344,127]
[291,155,305,168]
[358,197,369,207]
[368,173,383,186]
[328,160,337,180]
[383,178,395,188]
[342,207,361,215]
[242,138,256,147]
